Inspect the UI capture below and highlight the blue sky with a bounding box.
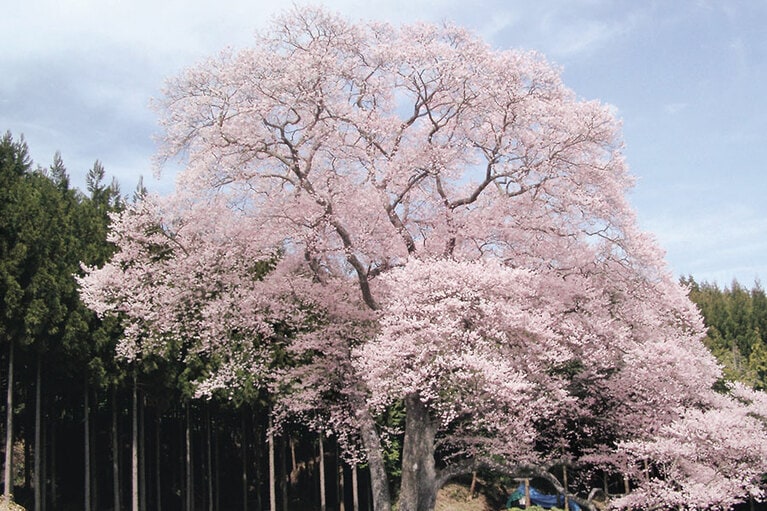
[2,0,766,286]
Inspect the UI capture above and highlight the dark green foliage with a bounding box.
[0,131,385,511]
[684,276,767,390]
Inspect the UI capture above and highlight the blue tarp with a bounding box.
[506,483,582,511]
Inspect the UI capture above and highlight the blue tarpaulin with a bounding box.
[506,483,582,511]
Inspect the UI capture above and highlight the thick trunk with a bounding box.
[355,405,391,511]
[4,342,14,503]
[398,394,438,511]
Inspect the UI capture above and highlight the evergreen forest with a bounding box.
[1,130,767,511]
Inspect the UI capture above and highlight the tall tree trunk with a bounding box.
[524,478,531,508]
[112,387,121,511]
[268,417,276,511]
[156,416,162,511]
[4,342,14,504]
[337,454,345,511]
[213,419,219,511]
[254,421,262,511]
[279,435,287,511]
[398,394,438,511]
[24,409,30,494]
[132,375,139,511]
[241,414,248,511]
[34,355,42,511]
[319,434,326,511]
[206,404,213,511]
[139,394,146,511]
[354,405,390,511]
[50,419,57,508]
[185,401,193,511]
[92,389,99,511]
[289,436,297,485]
[40,409,46,511]
[352,464,359,511]
[563,465,569,511]
[85,381,92,511]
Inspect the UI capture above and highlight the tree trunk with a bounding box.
[139,394,146,511]
[132,375,139,511]
[268,418,276,511]
[352,464,359,511]
[279,435,287,511]
[289,436,296,485]
[112,387,121,511]
[34,355,42,511]
[155,416,162,511]
[4,342,14,504]
[23,411,30,494]
[50,418,57,508]
[337,454,345,511]
[524,479,531,508]
[40,409,46,511]
[185,401,193,511]
[213,420,219,511]
[206,405,213,511]
[91,389,99,511]
[85,381,92,511]
[355,405,391,511]
[398,394,438,511]
[319,434,326,511]
[241,414,248,511]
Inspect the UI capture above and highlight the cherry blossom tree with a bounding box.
[614,382,767,510]
[80,7,767,511]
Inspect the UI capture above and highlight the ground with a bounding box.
[0,497,26,511]
[435,483,495,511]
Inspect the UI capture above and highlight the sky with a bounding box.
[2,0,766,286]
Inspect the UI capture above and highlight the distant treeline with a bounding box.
[683,276,767,390]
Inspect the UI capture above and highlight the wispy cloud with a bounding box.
[664,102,689,115]
[643,204,767,284]
[542,17,625,58]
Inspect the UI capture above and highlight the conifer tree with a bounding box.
[1,132,33,505]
